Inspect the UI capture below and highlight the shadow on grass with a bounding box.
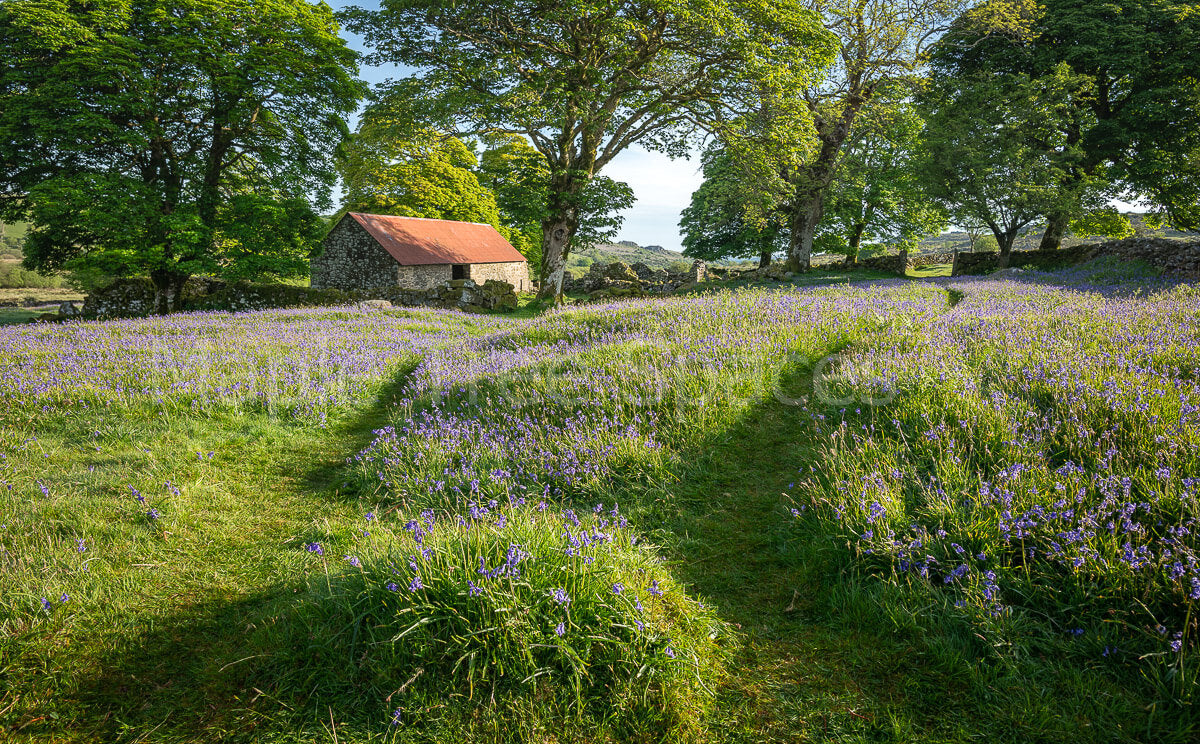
[657,362,1181,743]
[21,590,301,743]
[645,363,976,741]
[295,359,422,502]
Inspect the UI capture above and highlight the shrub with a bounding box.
[0,261,63,289]
[279,500,726,739]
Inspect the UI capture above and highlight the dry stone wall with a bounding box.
[79,277,521,319]
[950,238,1200,278]
[908,251,956,268]
[855,250,908,274]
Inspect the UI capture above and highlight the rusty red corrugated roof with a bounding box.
[346,213,528,265]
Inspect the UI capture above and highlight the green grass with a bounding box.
[1,280,1197,742]
[0,307,41,325]
[907,263,953,278]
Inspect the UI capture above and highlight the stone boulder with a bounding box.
[357,299,393,310]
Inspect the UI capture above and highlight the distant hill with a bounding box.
[0,221,28,261]
[568,241,691,275]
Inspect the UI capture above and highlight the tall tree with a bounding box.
[733,0,970,271]
[0,0,363,312]
[341,0,835,300]
[680,144,787,268]
[918,67,1080,266]
[818,98,946,259]
[933,0,1200,242]
[338,120,506,227]
[476,135,636,279]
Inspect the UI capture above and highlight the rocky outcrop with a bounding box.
[563,260,709,299]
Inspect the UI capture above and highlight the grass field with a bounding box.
[1,271,1198,742]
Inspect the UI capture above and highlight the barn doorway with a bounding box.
[452,264,467,280]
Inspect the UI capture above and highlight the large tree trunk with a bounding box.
[758,245,772,269]
[848,222,866,263]
[537,173,585,302]
[538,216,578,301]
[1038,213,1070,251]
[785,196,823,272]
[995,229,1020,269]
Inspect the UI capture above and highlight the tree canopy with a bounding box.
[931,0,1200,236]
[680,144,788,268]
[342,0,835,299]
[817,98,946,259]
[0,0,363,311]
[715,0,969,271]
[339,121,505,227]
[918,64,1084,264]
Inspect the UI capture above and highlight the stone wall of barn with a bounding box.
[312,218,401,291]
[467,261,530,292]
[397,263,452,290]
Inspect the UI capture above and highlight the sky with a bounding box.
[330,2,701,253]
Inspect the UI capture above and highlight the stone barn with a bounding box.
[312,212,530,292]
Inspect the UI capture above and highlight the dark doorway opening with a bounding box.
[452,264,467,280]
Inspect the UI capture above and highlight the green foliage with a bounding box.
[1070,207,1135,240]
[0,261,62,289]
[934,0,1200,233]
[713,0,968,270]
[0,0,364,308]
[339,118,504,226]
[342,0,836,296]
[680,143,788,266]
[917,59,1095,256]
[216,196,327,283]
[818,98,948,257]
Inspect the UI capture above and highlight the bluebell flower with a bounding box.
[554,622,565,637]
[409,575,423,592]
[386,582,399,592]
[305,542,324,556]
[551,587,571,606]
[40,597,52,612]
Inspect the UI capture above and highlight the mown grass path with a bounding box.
[663,361,982,743]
